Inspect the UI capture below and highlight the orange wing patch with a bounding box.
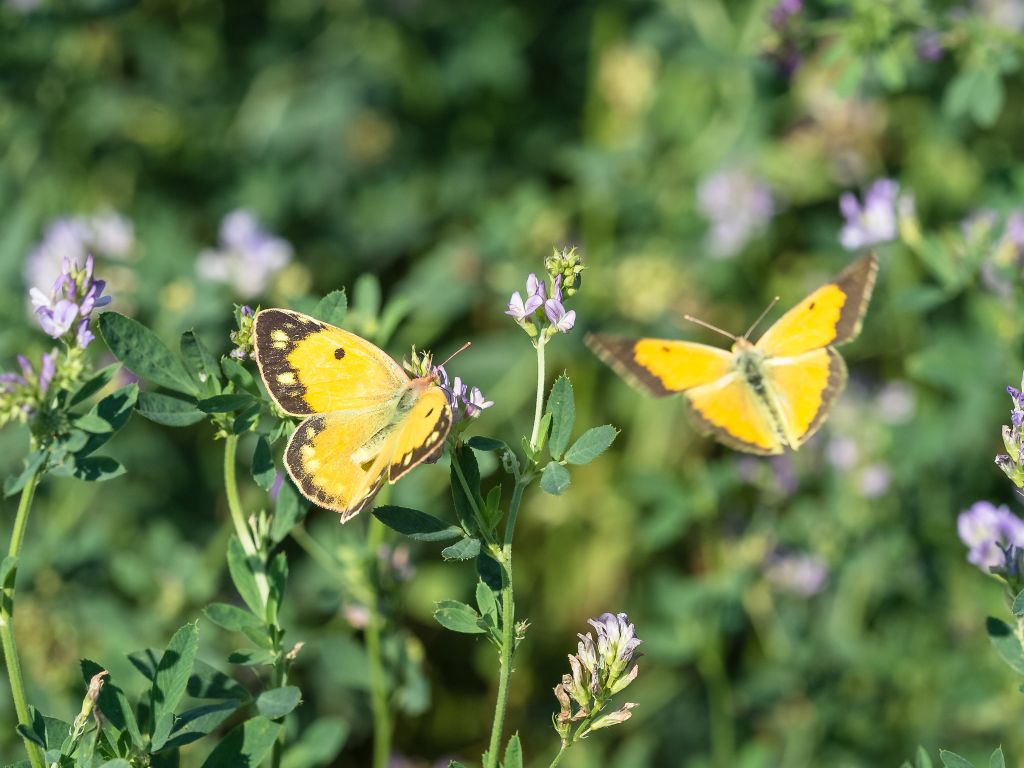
[389,387,452,481]
[755,253,877,357]
[586,334,733,397]
[255,308,405,416]
[683,374,784,455]
[764,348,846,449]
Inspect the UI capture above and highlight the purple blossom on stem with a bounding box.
[437,366,493,425]
[770,0,802,29]
[917,30,944,61]
[544,277,576,333]
[505,273,546,322]
[997,372,1024,487]
[697,168,776,259]
[30,255,111,348]
[958,501,1024,571]
[839,179,903,250]
[197,210,293,299]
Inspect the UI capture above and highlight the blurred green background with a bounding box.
[3,0,1024,765]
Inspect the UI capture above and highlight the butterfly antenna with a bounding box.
[742,296,780,340]
[437,342,471,369]
[682,314,738,341]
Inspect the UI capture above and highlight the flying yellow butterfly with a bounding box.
[586,253,878,455]
[253,309,452,521]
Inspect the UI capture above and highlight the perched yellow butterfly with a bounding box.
[254,309,452,521]
[587,253,878,455]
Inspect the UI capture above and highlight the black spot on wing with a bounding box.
[254,309,327,415]
[334,347,345,360]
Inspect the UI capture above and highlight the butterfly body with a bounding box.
[254,308,451,520]
[588,254,876,455]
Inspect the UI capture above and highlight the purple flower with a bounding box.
[770,0,802,28]
[697,168,776,259]
[197,210,293,298]
[436,365,493,425]
[544,277,577,333]
[765,551,827,596]
[31,255,111,348]
[839,179,902,250]
[505,273,546,322]
[917,30,944,61]
[958,501,1024,571]
[998,371,1024,488]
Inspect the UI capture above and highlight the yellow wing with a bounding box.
[254,308,407,416]
[763,347,846,449]
[683,374,784,455]
[586,334,734,397]
[754,253,878,357]
[388,387,452,481]
[284,408,395,522]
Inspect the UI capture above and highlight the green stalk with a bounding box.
[548,744,569,768]
[1,469,46,768]
[529,337,547,450]
[366,517,392,768]
[223,434,271,608]
[485,336,546,767]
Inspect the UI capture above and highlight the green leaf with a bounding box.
[475,580,497,623]
[314,289,348,326]
[546,375,575,459]
[971,69,1004,126]
[504,733,523,768]
[72,456,126,483]
[221,357,256,392]
[227,536,265,618]
[564,425,618,465]
[466,436,505,452]
[100,760,133,767]
[98,312,197,396]
[164,700,242,750]
[280,717,349,768]
[986,617,1024,674]
[917,746,935,768]
[227,648,277,666]
[136,391,206,427]
[1,555,17,591]
[939,751,976,768]
[477,552,503,592]
[483,484,502,529]
[69,363,120,406]
[181,330,222,395]
[535,412,552,453]
[1013,590,1024,616]
[256,686,302,719]
[186,658,252,701]
[204,603,264,633]
[4,451,46,497]
[441,537,481,561]
[270,477,309,544]
[434,600,486,634]
[81,660,143,749]
[150,621,200,751]
[990,748,1006,768]
[251,437,275,490]
[74,411,114,434]
[200,716,282,768]
[199,393,257,414]
[540,462,570,496]
[75,384,139,456]
[451,447,482,532]
[266,552,288,625]
[373,506,462,542]
[233,403,261,434]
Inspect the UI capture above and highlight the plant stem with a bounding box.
[450,451,497,549]
[1,469,46,768]
[366,517,392,768]
[529,337,547,450]
[223,434,271,608]
[548,743,570,768]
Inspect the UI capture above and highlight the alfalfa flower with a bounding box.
[30,255,111,349]
[197,210,293,298]
[957,501,1024,572]
[0,349,59,427]
[507,248,585,340]
[838,179,904,250]
[553,612,640,745]
[697,168,776,258]
[229,305,257,360]
[996,371,1024,488]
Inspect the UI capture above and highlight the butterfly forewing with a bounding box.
[754,253,877,357]
[585,335,733,397]
[254,308,407,416]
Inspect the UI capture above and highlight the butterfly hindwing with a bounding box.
[754,253,877,357]
[388,387,452,481]
[585,334,733,397]
[683,373,784,455]
[763,347,847,448]
[254,308,406,416]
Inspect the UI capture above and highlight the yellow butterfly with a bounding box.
[587,253,878,455]
[253,309,452,521]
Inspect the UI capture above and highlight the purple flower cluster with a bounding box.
[229,305,257,360]
[197,210,293,299]
[25,211,134,300]
[764,551,827,596]
[996,372,1024,488]
[30,255,111,349]
[839,179,906,250]
[696,168,775,259]
[554,613,640,738]
[437,365,494,424]
[0,350,58,425]
[766,0,804,74]
[957,501,1024,571]
[506,273,576,335]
